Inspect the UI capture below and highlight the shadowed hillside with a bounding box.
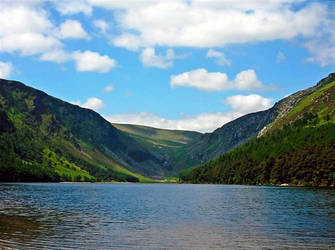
[0,79,166,182]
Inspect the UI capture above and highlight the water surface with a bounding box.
[0,183,334,249]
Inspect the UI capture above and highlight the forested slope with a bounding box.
[180,74,335,187]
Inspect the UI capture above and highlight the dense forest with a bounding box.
[180,121,335,186]
[180,77,335,187]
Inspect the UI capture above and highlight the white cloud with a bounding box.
[233,69,264,91]
[0,4,61,56]
[0,33,61,56]
[306,42,335,67]
[171,69,230,91]
[0,4,52,35]
[93,19,109,34]
[52,0,92,16]
[111,1,324,49]
[40,49,71,63]
[304,15,335,66]
[190,0,304,10]
[58,19,89,40]
[276,51,286,63]
[0,61,13,79]
[206,49,231,66]
[104,85,114,92]
[225,94,272,114]
[40,49,118,73]
[170,69,276,92]
[0,0,333,68]
[72,50,116,73]
[139,47,184,68]
[90,1,335,67]
[88,0,161,10]
[113,33,142,51]
[72,97,105,111]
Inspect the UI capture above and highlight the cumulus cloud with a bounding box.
[0,2,118,74]
[72,50,116,73]
[113,33,142,51]
[93,19,109,34]
[52,0,92,16]
[170,69,276,92]
[0,0,333,68]
[139,47,185,68]
[40,49,71,63]
[0,61,13,79]
[233,69,265,91]
[72,97,105,111]
[58,20,89,40]
[110,1,324,49]
[206,49,231,66]
[104,85,114,92]
[0,3,61,56]
[40,49,117,73]
[171,69,230,91]
[88,0,160,10]
[225,94,272,114]
[88,0,335,67]
[304,15,335,66]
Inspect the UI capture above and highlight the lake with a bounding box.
[0,183,334,249]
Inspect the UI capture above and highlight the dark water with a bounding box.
[0,184,334,249]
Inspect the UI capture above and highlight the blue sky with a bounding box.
[0,0,334,132]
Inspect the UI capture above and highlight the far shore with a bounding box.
[1,181,333,188]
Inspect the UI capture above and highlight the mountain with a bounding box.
[113,77,320,175]
[112,123,202,176]
[168,75,322,172]
[113,123,201,148]
[180,73,335,187]
[0,79,176,182]
[2,73,334,184]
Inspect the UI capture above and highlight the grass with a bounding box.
[112,164,155,183]
[288,80,335,118]
[267,80,335,134]
[113,123,201,147]
[64,140,156,183]
[43,148,95,181]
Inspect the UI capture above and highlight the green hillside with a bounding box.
[0,79,157,182]
[1,74,335,184]
[169,75,328,172]
[180,74,335,187]
[265,77,335,134]
[113,123,201,148]
[113,123,202,176]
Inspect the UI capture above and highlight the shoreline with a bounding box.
[0,181,333,188]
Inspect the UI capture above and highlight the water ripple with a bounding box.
[0,183,334,249]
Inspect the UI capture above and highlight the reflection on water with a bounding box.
[0,183,334,249]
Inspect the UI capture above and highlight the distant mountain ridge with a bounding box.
[169,73,335,172]
[180,73,335,187]
[1,73,334,183]
[0,79,174,182]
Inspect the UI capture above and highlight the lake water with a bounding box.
[0,183,334,249]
